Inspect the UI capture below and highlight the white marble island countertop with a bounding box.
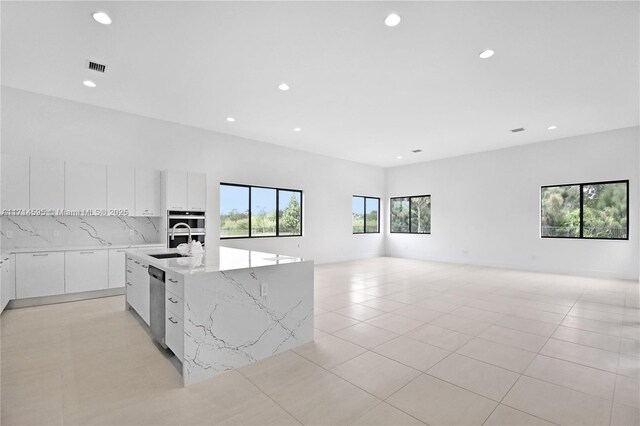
[127,246,305,275]
[124,244,314,386]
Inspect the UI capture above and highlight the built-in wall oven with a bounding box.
[167,210,206,248]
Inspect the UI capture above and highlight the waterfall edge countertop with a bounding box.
[126,246,306,275]
[125,245,314,386]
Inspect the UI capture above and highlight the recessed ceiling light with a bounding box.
[293,127,301,132]
[479,49,495,59]
[278,83,290,91]
[83,80,96,88]
[226,117,235,122]
[385,13,401,27]
[396,155,403,159]
[92,11,112,25]
[547,125,557,130]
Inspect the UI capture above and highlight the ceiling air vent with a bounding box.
[511,127,525,133]
[412,149,423,153]
[88,61,106,73]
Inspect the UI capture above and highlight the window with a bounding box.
[390,195,431,234]
[220,185,249,238]
[279,190,302,236]
[220,183,302,239]
[352,196,380,233]
[541,180,628,240]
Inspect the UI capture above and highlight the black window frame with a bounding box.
[352,195,381,234]
[541,179,629,241]
[390,194,432,234]
[220,182,303,240]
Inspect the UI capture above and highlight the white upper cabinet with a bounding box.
[187,172,206,211]
[165,170,188,210]
[107,165,135,214]
[135,168,161,216]
[65,161,107,212]
[1,153,30,211]
[30,157,65,212]
[163,170,206,212]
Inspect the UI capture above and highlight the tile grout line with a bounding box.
[479,288,583,425]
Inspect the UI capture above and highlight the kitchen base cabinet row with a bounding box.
[1,246,164,306]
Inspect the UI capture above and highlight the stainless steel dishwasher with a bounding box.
[148,265,167,347]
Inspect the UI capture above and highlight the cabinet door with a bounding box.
[30,158,65,212]
[65,250,109,293]
[16,252,65,298]
[165,313,184,361]
[1,153,30,212]
[107,166,135,215]
[65,161,107,213]
[187,172,206,211]
[1,255,16,311]
[165,170,188,211]
[127,259,150,325]
[135,168,161,216]
[108,249,126,288]
[136,261,150,325]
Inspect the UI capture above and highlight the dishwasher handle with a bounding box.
[148,265,165,282]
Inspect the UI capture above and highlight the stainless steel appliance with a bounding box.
[167,210,205,248]
[148,265,167,347]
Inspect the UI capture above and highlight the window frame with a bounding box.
[540,179,629,241]
[220,182,303,240]
[352,195,380,234]
[389,194,432,234]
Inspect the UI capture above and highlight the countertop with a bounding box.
[126,246,306,275]
[2,243,165,255]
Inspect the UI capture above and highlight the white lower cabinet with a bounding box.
[108,249,127,288]
[65,250,109,293]
[165,309,184,362]
[16,252,65,298]
[1,255,16,311]
[165,292,184,319]
[126,258,150,325]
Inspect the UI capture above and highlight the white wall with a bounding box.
[3,87,637,279]
[1,87,386,263]
[386,126,639,279]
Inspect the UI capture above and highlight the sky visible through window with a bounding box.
[220,185,248,215]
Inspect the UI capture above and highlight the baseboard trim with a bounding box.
[6,288,125,309]
[384,252,638,281]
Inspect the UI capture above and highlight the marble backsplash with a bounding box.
[1,216,162,249]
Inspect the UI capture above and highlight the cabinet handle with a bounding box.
[134,261,140,264]
[127,269,133,273]
[80,251,94,254]
[168,297,178,304]
[127,257,133,260]
[32,253,49,257]
[142,265,148,269]
[127,282,133,286]
[168,317,178,324]
[168,278,178,283]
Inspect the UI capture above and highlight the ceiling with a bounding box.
[2,1,638,167]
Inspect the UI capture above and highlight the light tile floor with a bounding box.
[1,257,639,425]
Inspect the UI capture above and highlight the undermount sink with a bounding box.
[149,253,189,259]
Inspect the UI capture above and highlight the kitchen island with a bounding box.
[125,246,314,386]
